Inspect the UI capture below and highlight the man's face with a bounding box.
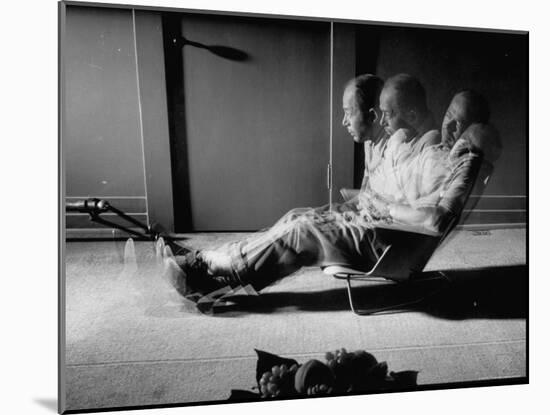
[342,87,370,143]
[442,94,470,147]
[378,87,411,136]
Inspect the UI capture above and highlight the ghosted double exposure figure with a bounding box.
[158,74,500,306]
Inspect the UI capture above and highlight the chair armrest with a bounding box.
[340,188,360,202]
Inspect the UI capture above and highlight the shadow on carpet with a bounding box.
[206,265,526,320]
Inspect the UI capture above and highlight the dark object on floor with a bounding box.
[228,348,418,402]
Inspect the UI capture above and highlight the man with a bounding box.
[341,74,386,199]
[159,77,485,305]
[343,73,438,199]
[341,74,385,144]
[160,74,388,301]
[364,74,440,204]
[365,123,499,237]
[362,90,498,233]
[441,89,490,148]
[378,73,440,155]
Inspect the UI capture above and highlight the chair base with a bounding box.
[342,271,451,316]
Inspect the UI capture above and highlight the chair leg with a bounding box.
[345,272,450,316]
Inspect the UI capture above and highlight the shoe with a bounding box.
[165,247,236,301]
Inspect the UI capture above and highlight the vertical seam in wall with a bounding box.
[132,9,150,222]
[329,21,334,209]
[58,3,66,411]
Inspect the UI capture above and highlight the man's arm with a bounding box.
[388,203,452,235]
[368,151,481,236]
[364,195,451,236]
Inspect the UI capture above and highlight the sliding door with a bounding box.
[165,14,331,231]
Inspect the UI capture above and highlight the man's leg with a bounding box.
[200,207,379,291]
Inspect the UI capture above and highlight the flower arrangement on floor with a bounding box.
[228,348,418,401]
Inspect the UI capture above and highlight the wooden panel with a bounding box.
[461,195,526,225]
[471,196,526,210]
[460,210,526,225]
[173,14,330,231]
[64,6,146,198]
[133,11,175,231]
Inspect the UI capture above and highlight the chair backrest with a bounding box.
[459,161,494,224]
[369,229,441,281]
[370,155,488,281]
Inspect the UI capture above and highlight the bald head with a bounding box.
[342,74,384,143]
[345,74,384,115]
[442,90,490,147]
[379,73,429,136]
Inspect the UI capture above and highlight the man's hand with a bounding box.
[369,197,391,219]
[358,192,392,223]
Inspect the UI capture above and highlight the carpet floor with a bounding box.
[62,227,526,411]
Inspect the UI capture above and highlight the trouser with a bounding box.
[213,203,386,291]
